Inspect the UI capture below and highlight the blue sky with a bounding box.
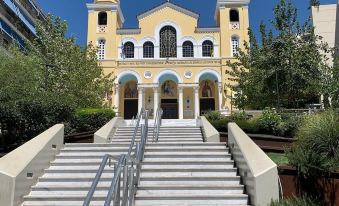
[36,0,337,46]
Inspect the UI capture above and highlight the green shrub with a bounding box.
[230,111,249,121]
[69,108,115,134]
[204,110,223,121]
[280,114,305,137]
[270,197,322,206]
[251,110,286,136]
[287,110,339,200]
[235,119,259,134]
[0,99,74,151]
[208,118,231,132]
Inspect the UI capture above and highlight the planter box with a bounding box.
[278,166,339,206]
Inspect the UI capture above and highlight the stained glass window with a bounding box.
[160,26,177,58]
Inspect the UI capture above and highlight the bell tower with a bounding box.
[87,0,125,60]
[215,0,250,58]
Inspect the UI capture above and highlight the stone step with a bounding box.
[51,159,118,165]
[60,147,131,152]
[144,143,226,146]
[56,153,126,158]
[134,195,248,206]
[143,158,231,162]
[136,186,245,195]
[140,171,238,178]
[45,167,114,173]
[22,200,114,206]
[35,181,117,187]
[140,176,241,184]
[23,202,249,206]
[145,148,229,152]
[64,143,130,147]
[144,154,231,158]
[141,164,235,170]
[111,138,202,142]
[144,151,229,155]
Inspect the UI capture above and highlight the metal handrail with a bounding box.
[83,108,148,206]
[82,154,118,206]
[152,108,163,142]
[127,108,145,156]
[104,111,149,206]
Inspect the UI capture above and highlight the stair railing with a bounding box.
[152,108,163,142]
[83,108,148,206]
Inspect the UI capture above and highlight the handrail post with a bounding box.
[122,159,129,206]
[129,166,135,206]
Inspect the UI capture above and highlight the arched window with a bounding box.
[230,9,239,22]
[202,40,214,57]
[182,41,194,57]
[123,42,134,59]
[143,41,154,58]
[97,39,105,60]
[231,36,239,56]
[98,12,107,25]
[160,26,177,58]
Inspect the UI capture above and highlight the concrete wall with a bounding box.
[0,124,64,206]
[312,4,337,65]
[228,123,279,206]
[197,116,220,142]
[94,117,123,143]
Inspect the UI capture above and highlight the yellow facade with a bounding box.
[87,0,250,119]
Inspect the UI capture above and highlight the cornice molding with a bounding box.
[86,3,125,23]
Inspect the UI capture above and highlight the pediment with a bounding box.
[137,2,199,20]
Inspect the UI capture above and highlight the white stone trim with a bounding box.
[195,69,222,83]
[230,35,241,57]
[116,70,142,84]
[119,37,138,59]
[154,21,182,58]
[198,35,220,58]
[154,69,183,83]
[139,37,157,59]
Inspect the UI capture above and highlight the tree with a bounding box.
[30,15,114,108]
[227,0,332,109]
[309,0,320,9]
[0,15,115,150]
[0,46,43,105]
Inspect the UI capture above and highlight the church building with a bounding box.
[86,0,250,119]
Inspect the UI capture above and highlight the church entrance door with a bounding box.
[161,99,178,119]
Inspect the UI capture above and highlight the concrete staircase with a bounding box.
[133,127,249,206]
[22,125,249,206]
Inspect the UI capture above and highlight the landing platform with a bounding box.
[124,119,197,127]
